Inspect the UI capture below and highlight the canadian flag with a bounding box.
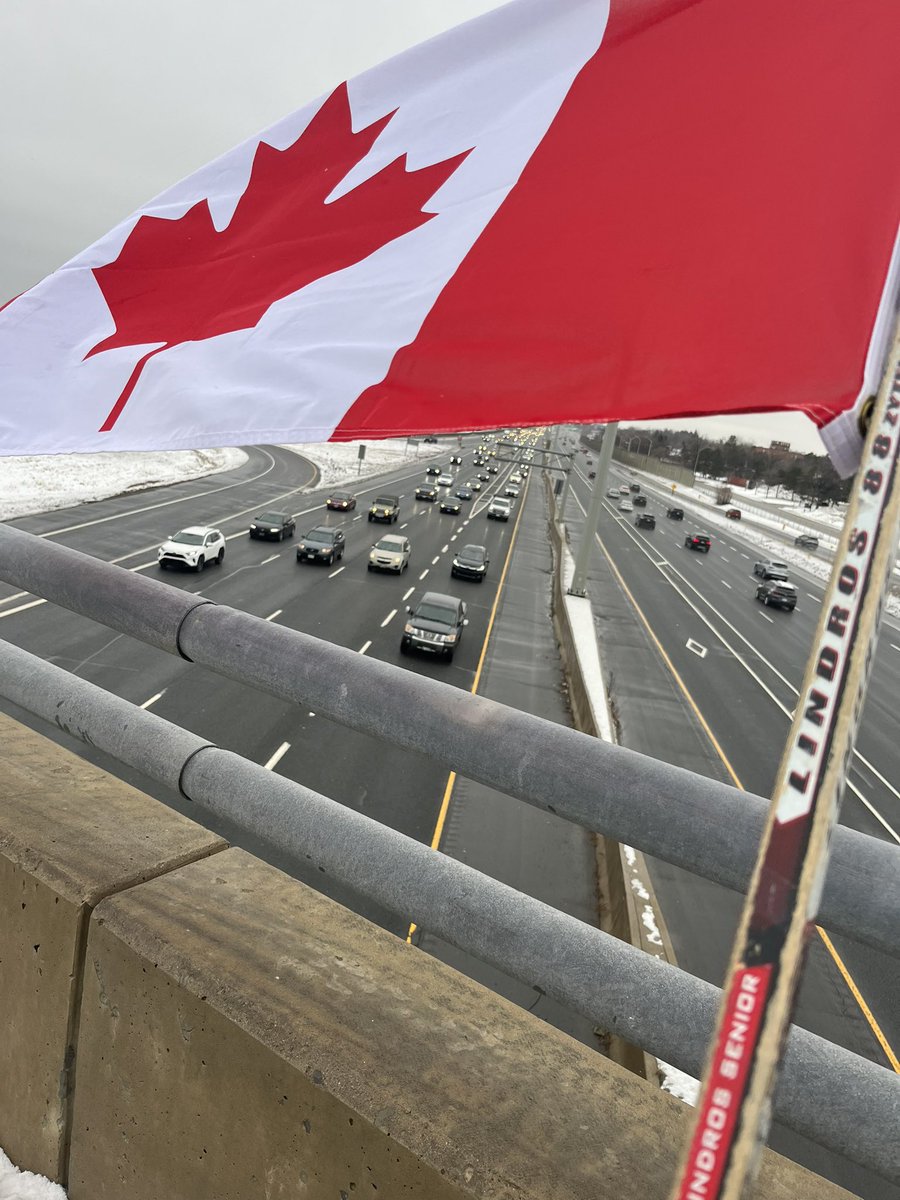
[1,0,899,473]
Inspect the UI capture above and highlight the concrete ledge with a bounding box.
[0,713,226,1181]
[69,847,847,1200]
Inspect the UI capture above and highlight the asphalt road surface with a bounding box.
[0,437,600,1049]
[562,455,900,1200]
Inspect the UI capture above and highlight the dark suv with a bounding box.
[401,592,468,661]
[685,532,711,553]
[667,507,684,520]
[795,533,819,550]
[756,580,797,611]
[249,511,295,540]
[633,494,647,507]
[296,527,345,565]
[451,544,490,582]
[635,513,656,530]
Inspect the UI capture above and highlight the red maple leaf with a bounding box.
[86,83,469,431]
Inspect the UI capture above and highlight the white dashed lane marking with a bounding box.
[759,612,774,623]
[432,556,440,565]
[381,609,397,628]
[329,566,345,578]
[265,609,282,622]
[264,742,291,771]
[419,569,429,580]
[261,553,280,565]
[358,640,372,655]
[139,691,166,710]
[402,587,414,601]
[721,581,732,589]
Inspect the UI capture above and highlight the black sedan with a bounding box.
[415,483,439,501]
[451,543,490,582]
[249,511,295,540]
[633,494,647,507]
[635,513,656,529]
[440,497,462,515]
[456,486,473,501]
[426,465,442,476]
[684,532,711,552]
[297,527,346,565]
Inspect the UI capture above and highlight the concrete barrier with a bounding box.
[1,719,851,1199]
[545,481,678,1083]
[0,712,226,1182]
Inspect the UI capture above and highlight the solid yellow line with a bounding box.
[594,529,900,1072]
[596,533,744,789]
[406,476,531,943]
[815,927,900,1071]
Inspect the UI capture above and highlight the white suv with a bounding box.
[487,497,513,521]
[158,526,226,571]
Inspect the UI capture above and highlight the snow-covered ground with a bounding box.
[0,448,248,522]
[0,437,451,523]
[0,1149,65,1199]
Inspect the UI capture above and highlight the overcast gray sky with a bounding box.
[0,0,827,454]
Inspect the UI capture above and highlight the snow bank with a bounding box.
[0,1149,66,1199]
[0,448,248,521]
[0,437,453,524]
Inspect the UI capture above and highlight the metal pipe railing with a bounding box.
[1,638,897,1183]
[0,522,896,960]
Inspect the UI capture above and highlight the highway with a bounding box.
[0,437,600,1041]
[562,455,900,1200]
[1,436,897,1197]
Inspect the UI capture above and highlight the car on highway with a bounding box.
[450,455,463,465]
[588,471,596,480]
[725,508,742,520]
[451,543,490,582]
[415,483,438,502]
[486,463,499,474]
[619,485,630,495]
[755,580,798,611]
[456,486,473,501]
[423,435,438,443]
[753,558,789,581]
[249,511,295,541]
[440,496,462,515]
[795,533,819,549]
[368,534,411,573]
[618,499,633,513]
[368,494,400,523]
[401,591,468,661]
[510,473,523,485]
[487,497,512,521]
[437,473,455,487]
[296,527,345,565]
[607,488,620,499]
[505,484,520,498]
[667,507,684,520]
[630,483,640,493]
[633,494,647,507]
[467,479,482,491]
[477,472,490,482]
[473,457,485,467]
[426,464,442,476]
[158,526,225,571]
[635,513,656,530]
[326,490,357,511]
[684,532,711,553]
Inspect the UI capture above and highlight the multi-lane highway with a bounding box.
[0,437,599,1000]
[562,455,900,1200]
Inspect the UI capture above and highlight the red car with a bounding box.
[326,490,357,511]
[725,508,742,520]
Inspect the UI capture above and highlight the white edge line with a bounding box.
[264,741,291,771]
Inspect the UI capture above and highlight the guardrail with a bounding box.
[0,521,898,1182]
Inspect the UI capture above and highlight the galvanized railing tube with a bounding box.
[0,638,897,1183]
[0,522,897,961]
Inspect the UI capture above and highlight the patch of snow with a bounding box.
[641,903,663,946]
[658,1061,701,1107]
[630,877,650,901]
[283,437,451,490]
[0,448,247,522]
[623,845,637,867]
[0,1148,66,1199]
